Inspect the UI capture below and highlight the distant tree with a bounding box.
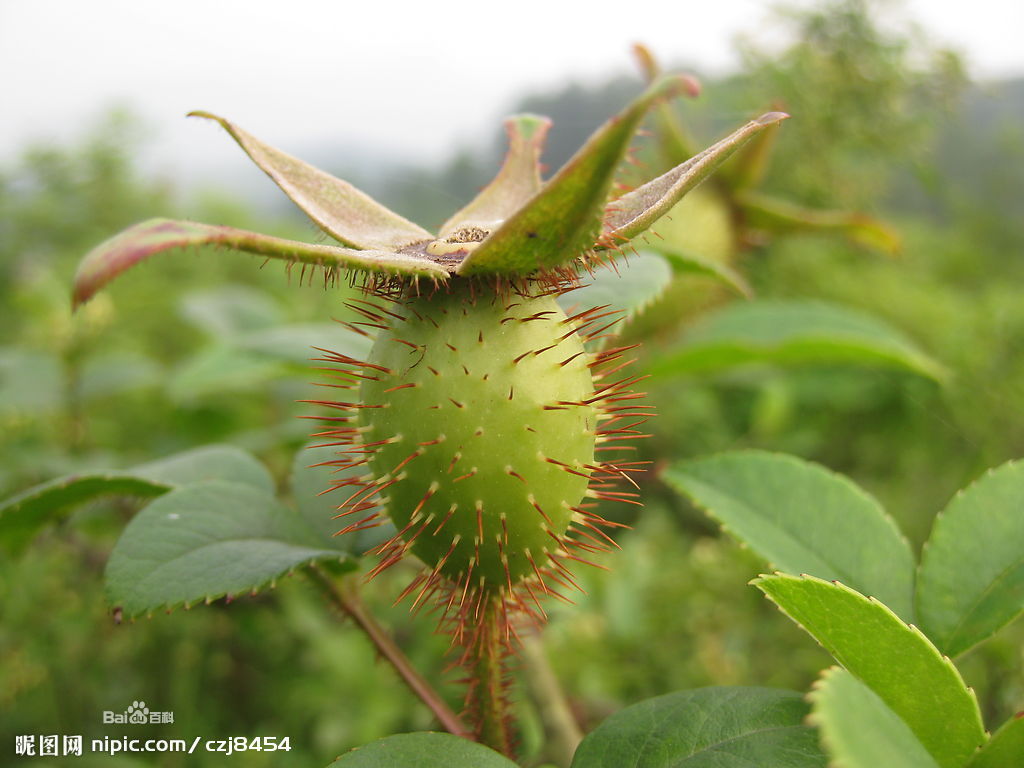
[737,0,966,207]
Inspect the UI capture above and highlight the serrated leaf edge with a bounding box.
[667,450,917,619]
[805,666,855,768]
[754,572,987,766]
[917,459,1024,657]
[105,480,355,618]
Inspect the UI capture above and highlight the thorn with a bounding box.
[392,448,425,474]
[526,494,553,525]
[433,505,459,535]
[447,451,463,473]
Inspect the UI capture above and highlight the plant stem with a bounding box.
[308,564,469,739]
[61,347,87,454]
[465,595,515,756]
[521,634,582,766]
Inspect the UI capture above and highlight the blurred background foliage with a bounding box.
[2,1,1023,765]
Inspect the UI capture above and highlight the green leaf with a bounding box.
[654,245,752,297]
[169,345,285,401]
[0,445,272,552]
[666,451,915,621]
[132,444,274,492]
[966,714,1024,768]
[2,475,167,553]
[457,75,696,277]
[170,323,372,399]
[648,299,945,381]
[190,111,433,250]
[809,667,941,768]
[755,574,985,768]
[72,218,447,308]
[290,441,393,555]
[601,112,789,245]
[557,251,673,343]
[106,481,350,616]
[179,286,283,338]
[327,732,518,767]
[440,115,550,236]
[570,686,825,768]
[917,460,1024,656]
[739,192,902,256]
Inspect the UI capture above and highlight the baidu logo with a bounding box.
[102,701,174,725]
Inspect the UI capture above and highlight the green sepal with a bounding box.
[723,120,782,192]
[439,114,550,236]
[72,218,447,307]
[601,112,790,246]
[456,75,695,276]
[189,111,432,249]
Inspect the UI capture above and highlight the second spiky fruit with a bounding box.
[358,284,596,589]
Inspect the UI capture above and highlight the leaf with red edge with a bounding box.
[72,218,448,308]
[189,111,432,249]
[456,75,699,277]
[439,114,550,236]
[601,112,790,246]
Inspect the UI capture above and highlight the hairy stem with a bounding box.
[308,565,469,738]
[521,634,582,766]
[464,595,515,756]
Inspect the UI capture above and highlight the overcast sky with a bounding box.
[2,0,1022,183]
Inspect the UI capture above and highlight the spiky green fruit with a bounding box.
[64,77,790,754]
[357,285,596,589]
